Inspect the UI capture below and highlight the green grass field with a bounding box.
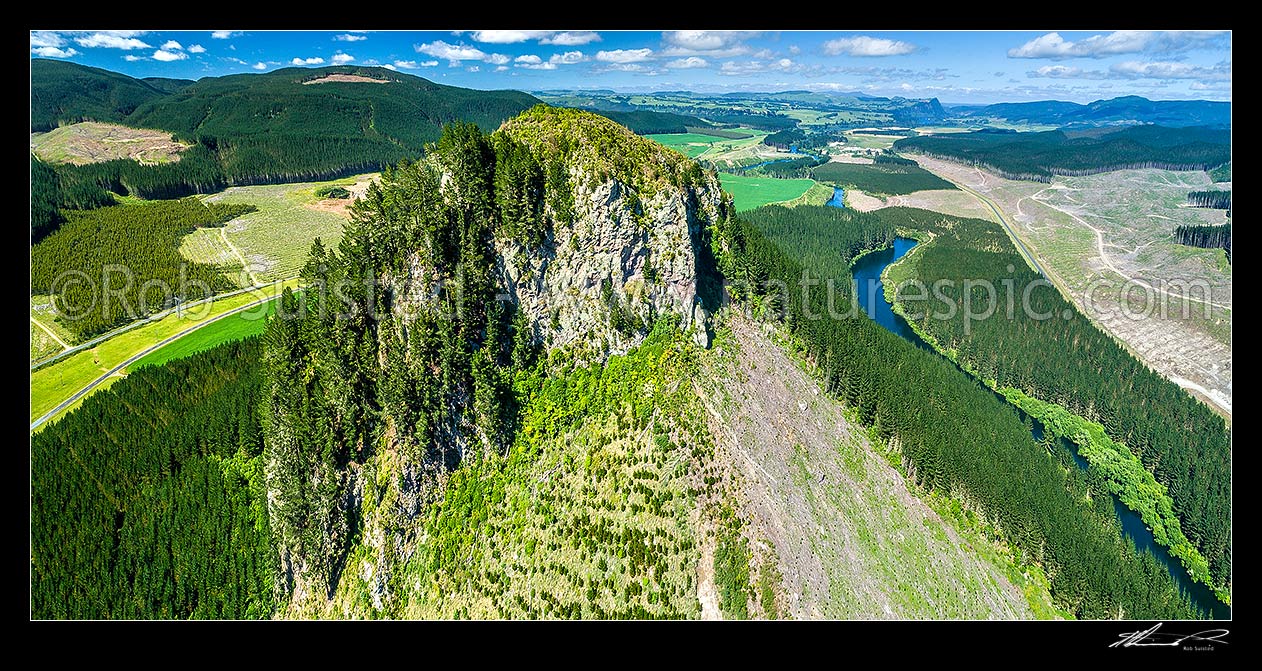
[204,174,375,282]
[648,129,778,171]
[780,182,837,208]
[843,132,899,151]
[31,280,298,428]
[719,173,817,211]
[133,300,276,369]
[647,133,722,158]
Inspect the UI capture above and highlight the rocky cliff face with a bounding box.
[497,171,722,355]
[267,107,731,613]
[388,107,726,359]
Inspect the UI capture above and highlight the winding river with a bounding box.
[850,237,1229,620]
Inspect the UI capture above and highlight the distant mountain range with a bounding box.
[952,95,1230,128]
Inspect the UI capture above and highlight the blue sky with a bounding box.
[30,30,1231,104]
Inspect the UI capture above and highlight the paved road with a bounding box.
[32,278,292,371]
[944,176,1045,276]
[30,295,276,432]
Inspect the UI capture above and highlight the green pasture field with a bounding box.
[719,173,816,211]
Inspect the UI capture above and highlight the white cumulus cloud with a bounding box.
[550,50,585,64]
[515,54,556,69]
[663,30,761,51]
[188,44,206,53]
[596,48,653,63]
[1008,30,1228,59]
[659,30,761,57]
[1032,64,1084,78]
[30,31,65,48]
[541,31,600,46]
[470,30,553,43]
[332,53,354,64]
[291,56,325,65]
[666,57,708,69]
[211,31,237,39]
[822,36,918,57]
[253,62,267,70]
[416,40,486,64]
[33,46,78,58]
[75,31,151,50]
[161,40,183,51]
[485,53,510,65]
[153,49,187,62]
[335,34,367,42]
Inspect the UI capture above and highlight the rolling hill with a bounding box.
[895,125,1231,180]
[958,95,1230,128]
[31,59,168,132]
[126,66,538,147]
[30,62,542,236]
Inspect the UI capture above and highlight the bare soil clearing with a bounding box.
[32,121,189,165]
[303,74,389,84]
[914,155,1231,416]
[843,188,886,212]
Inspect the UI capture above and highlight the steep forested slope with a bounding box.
[31,59,166,132]
[714,206,1201,619]
[31,339,275,619]
[874,207,1232,597]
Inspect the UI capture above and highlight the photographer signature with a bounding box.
[1111,623,1229,649]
